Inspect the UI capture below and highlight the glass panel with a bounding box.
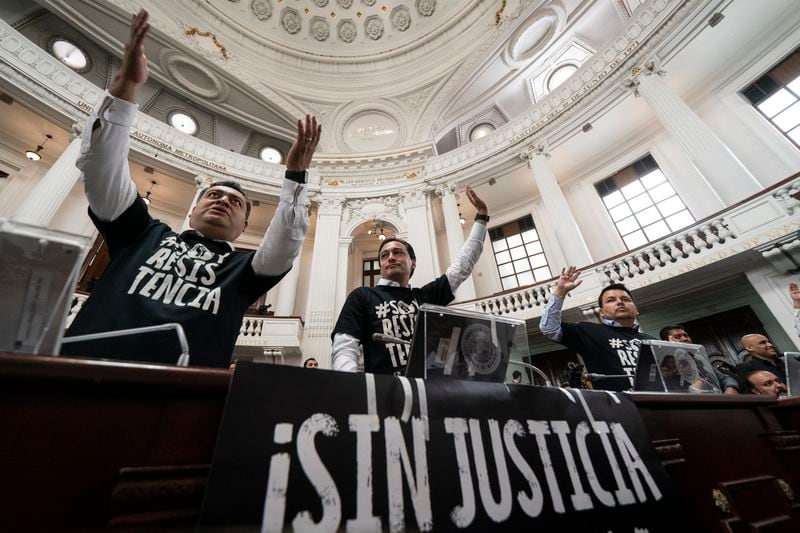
[498,263,515,277]
[495,251,511,265]
[602,190,625,208]
[616,215,640,236]
[789,126,800,144]
[788,76,800,96]
[363,261,370,269]
[648,181,675,202]
[609,202,632,222]
[656,195,685,217]
[506,234,523,248]
[640,169,666,189]
[525,241,543,255]
[363,276,370,286]
[492,239,508,252]
[635,206,661,226]
[643,220,670,241]
[666,210,695,231]
[501,276,518,290]
[530,253,548,268]
[510,246,527,260]
[517,271,535,286]
[627,192,654,212]
[757,88,796,117]
[772,101,800,132]
[533,266,552,282]
[623,230,648,249]
[621,180,645,199]
[521,229,539,243]
[513,258,530,273]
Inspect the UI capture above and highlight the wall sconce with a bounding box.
[142,180,157,206]
[25,134,52,161]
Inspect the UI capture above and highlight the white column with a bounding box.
[628,61,761,205]
[401,187,437,284]
[435,184,476,300]
[335,236,353,313]
[521,144,593,268]
[11,136,82,227]
[181,175,214,232]
[273,256,301,316]
[302,195,344,368]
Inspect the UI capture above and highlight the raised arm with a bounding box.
[77,9,151,221]
[252,115,321,276]
[539,266,583,342]
[445,186,489,291]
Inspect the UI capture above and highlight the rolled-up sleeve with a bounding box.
[539,294,565,342]
[251,178,309,277]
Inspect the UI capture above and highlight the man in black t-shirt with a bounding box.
[736,334,786,391]
[61,10,321,368]
[331,187,489,375]
[539,266,654,391]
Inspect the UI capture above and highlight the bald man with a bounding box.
[742,370,787,399]
[736,334,786,392]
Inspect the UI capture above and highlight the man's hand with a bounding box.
[553,266,582,298]
[790,282,800,309]
[285,114,322,172]
[465,185,488,223]
[109,9,150,103]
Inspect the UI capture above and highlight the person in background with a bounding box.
[736,334,786,390]
[658,325,738,394]
[511,370,523,384]
[303,357,319,369]
[741,369,787,398]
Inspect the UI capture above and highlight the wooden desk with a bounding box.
[2,354,800,531]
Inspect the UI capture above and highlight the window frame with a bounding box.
[489,215,552,291]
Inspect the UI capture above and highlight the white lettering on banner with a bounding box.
[259,377,664,531]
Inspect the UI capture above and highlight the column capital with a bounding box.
[315,194,345,215]
[519,142,550,161]
[400,186,429,209]
[194,174,214,189]
[433,182,458,199]
[621,58,667,96]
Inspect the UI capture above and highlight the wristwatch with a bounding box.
[474,213,490,222]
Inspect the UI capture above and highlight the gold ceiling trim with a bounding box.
[185,28,230,60]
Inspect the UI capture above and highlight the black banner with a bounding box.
[200,363,677,532]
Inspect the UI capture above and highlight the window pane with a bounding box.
[525,241,543,255]
[363,276,370,286]
[628,192,654,212]
[757,88,796,117]
[788,76,800,96]
[498,263,514,277]
[789,126,800,144]
[621,180,645,199]
[666,210,694,231]
[501,276,518,290]
[657,195,685,216]
[492,239,508,252]
[363,261,370,269]
[643,220,670,241]
[521,229,539,243]
[616,215,640,235]
[506,234,523,248]
[530,253,548,268]
[532,266,552,281]
[510,246,527,260]
[602,190,625,208]
[495,250,511,264]
[648,182,675,202]
[772,101,800,131]
[640,169,666,189]
[513,258,530,273]
[635,206,661,226]
[609,202,632,222]
[623,230,648,249]
[373,260,379,269]
[517,271,535,286]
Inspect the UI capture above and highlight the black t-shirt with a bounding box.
[557,321,655,391]
[332,275,454,375]
[62,198,286,368]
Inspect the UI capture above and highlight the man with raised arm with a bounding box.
[539,266,655,391]
[62,10,321,367]
[331,186,489,375]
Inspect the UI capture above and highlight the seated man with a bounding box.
[736,334,786,389]
[331,187,489,375]
[539,266,654,391]
[658,325,738,394]
[62,10,320,368]
[742,369,787,398]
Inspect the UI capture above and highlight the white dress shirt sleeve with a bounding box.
[445,223,487,292]
[332,332,360,372]
[251,179,309,277]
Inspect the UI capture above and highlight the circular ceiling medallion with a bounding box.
[416,0,436,17]
[338,19,357,43]
[310,16,330,41]
[281,8,302,34]
[342,108,404,152]
[365,15,384,40]
[162,52,227,99]
[508,10,559,64]
[250,0,273,20]
[391,6,411,31]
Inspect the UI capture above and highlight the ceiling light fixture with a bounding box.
[378,228,386,241]
[25,134,53,161]
[457,202,466,225]
[142,180,157,206]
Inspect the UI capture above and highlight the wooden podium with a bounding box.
[2,353,800,531]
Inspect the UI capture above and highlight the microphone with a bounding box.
[586,373,630,381]
[371,333,411,346]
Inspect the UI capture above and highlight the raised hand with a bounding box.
[554,266,582,298]
[465,185,488,216]
[285,114,322,172]
[109,9,150,103]
[790,282,800,308]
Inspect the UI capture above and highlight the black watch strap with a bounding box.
[474,213,490,222]
[285,170,307,184]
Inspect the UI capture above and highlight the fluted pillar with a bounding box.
[12,136,82,227]
[520,143,593,268]
[302,195,344,367]
[335,236,353,314]
[626,60,761,205]
[400,188,437,284]
[435,183,476,300]
[273,256,301,316]
[181,175,214,232]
